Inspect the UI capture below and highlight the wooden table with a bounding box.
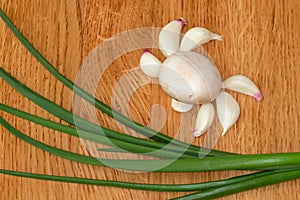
[0,1,299,199]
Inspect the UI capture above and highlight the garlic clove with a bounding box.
[216,91,240,136]
[140,49,161,77]
[223,75,262,101]
[193,103,215,137]
[180,27,222,51]
[159,18,187,57]
[171,98,193,112]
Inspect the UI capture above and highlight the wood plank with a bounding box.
[0,0,299,199]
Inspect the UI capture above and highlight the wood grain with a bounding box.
[0,0,299,199]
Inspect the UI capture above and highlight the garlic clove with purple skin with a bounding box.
[216,91,240,136]
[171,98,194,112]
[193,103,215,137]
[159,18,187,57]
[223,75,262,101]
[180,27,222,51]
[140,49,161,78]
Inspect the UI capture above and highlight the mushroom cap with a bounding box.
[158,51,222,104]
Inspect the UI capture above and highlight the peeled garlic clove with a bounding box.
[180,27,222,51]
[171,98,193,112]
[140,49,161,77]
[193,103,215,137]
[216,91,240,136]
[159,18,187,57]
[223,75,262,101]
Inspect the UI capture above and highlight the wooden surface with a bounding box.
[0,0,299,199]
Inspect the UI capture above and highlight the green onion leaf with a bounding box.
[1,115,299,172]
[0,169,282,192]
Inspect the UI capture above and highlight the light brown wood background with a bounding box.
[0,0,299,199]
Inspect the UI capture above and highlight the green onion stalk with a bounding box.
[1,115,299,172]
[1,168,299,194]
[0,8,299,200]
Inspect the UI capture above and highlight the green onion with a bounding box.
[0,8,232,157]
[0,169,282,192]
[1,115,299,172]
